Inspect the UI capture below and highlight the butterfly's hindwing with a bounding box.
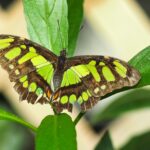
[0,35,57,104]
[52,56,140,112]
[52,81,99,112]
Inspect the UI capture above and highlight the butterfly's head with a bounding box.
[60,49,67,57]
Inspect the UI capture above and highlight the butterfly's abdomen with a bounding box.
[53,72,63,91]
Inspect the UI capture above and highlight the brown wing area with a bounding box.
[52,55,140,113]
[52,81,99,113]
[0,34,57,104]
[14,71,51,104]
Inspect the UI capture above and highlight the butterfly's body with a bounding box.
[53,50,66,91]
[0,35,141,113]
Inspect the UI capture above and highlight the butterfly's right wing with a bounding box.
[52,55,140,112]
[0,35,57,104]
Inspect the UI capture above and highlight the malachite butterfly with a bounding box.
[0,35,140,113]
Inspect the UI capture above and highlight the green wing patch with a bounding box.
[0,35,57,104]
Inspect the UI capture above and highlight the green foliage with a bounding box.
[23,0,83,56]
[95,131,114,150]
[23,0,68,55]
[36,114,77,150]
[91,89,150,124]
[129,46,150,88]
[120,131,150,150]
[0,108,36,132]
[67,0,84,56]
[0,120,32,150]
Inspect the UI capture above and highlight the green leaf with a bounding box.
[23,0,68,55]
[67,0,84,56]
[95,131,114,150]
[91,89,150,124]
[129,46,150,88]
[0,120,33,150]
[120,131,150,150]
[36,113,77,150]
[0,108,37,132]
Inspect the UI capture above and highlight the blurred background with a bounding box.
[0,0,150,150]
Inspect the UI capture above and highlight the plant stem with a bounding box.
[49,103,58,115]
[23,122,37,132]
[74,112,85,126]
[53,108,58,115]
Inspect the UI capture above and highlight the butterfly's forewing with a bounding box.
[0,35,57,104]
[52,56,140,112]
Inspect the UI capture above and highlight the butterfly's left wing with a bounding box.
[0,35,57,104]
[52,55,140,112]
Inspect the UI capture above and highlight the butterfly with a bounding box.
[0,34,140,113]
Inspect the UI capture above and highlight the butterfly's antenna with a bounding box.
[57,20,66,51]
